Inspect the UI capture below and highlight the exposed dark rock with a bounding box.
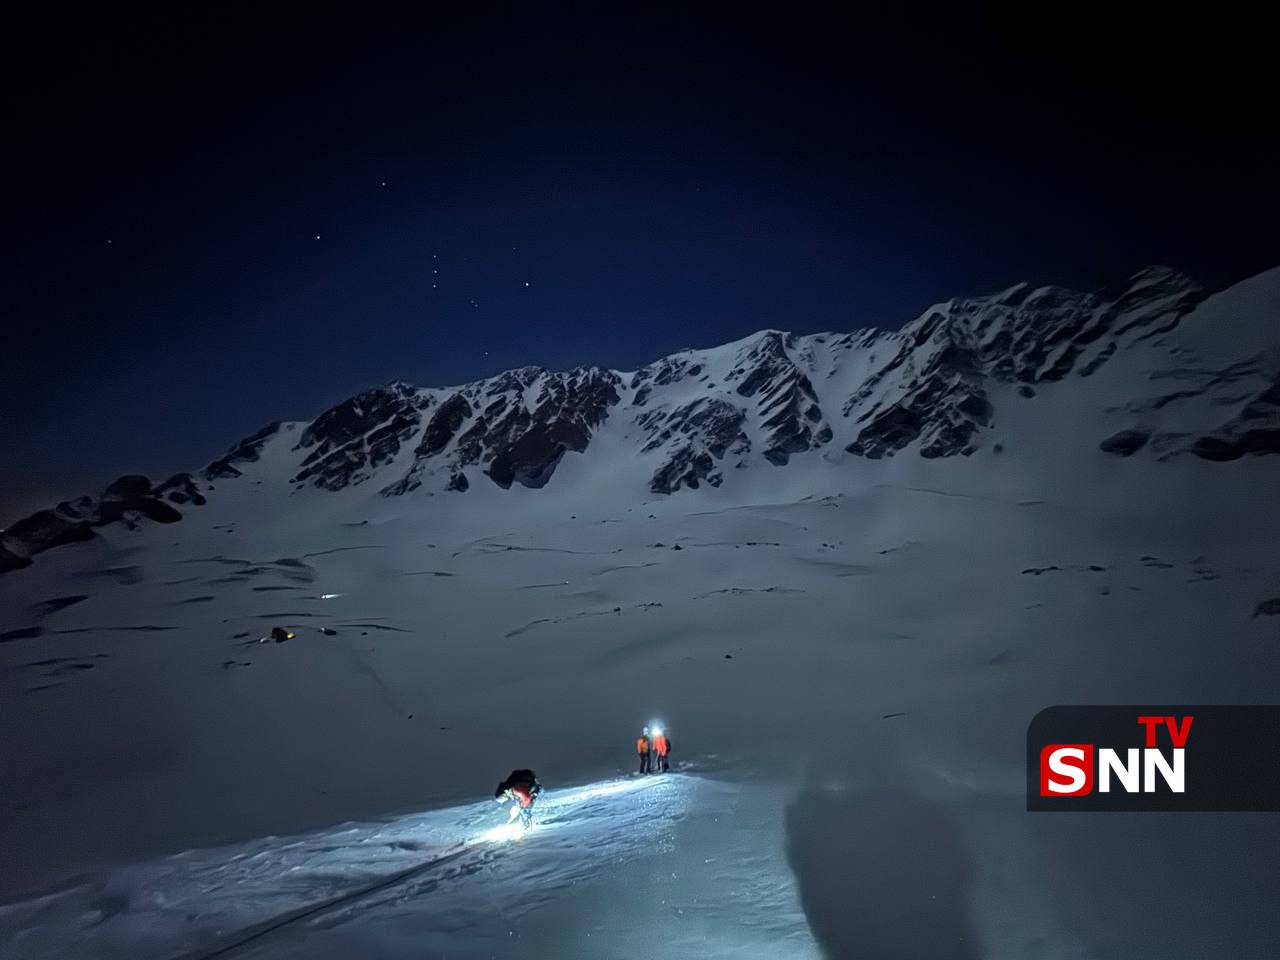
[642,398,747,493]
[32,595,89,616]
[155,473,207,505]
[487,422,577,488]
[847,405,923,459]
[385,367,620,494]
[631,356,701,392]
[651,446,720,494]
[92,476,182,526]
[99,479,183,526]
[1079,342,1116,376]
[1253,598,1280,618]
[731,332,832,464]
[4,509,96,553]
[1100,429,1151,456]
[419,393,473,457]
[845,268,1201,461]
[102,475,151,501]
[205,422,282,479]
[0,473,199,574]
[1,626,42,642]
[293,384,428,490]
[447,472,469,492]
[1,541,33,572]
[1186,377,1280,460]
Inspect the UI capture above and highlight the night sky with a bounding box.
[4,10,1276,523]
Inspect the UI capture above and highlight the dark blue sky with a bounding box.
[3,10,1276,522]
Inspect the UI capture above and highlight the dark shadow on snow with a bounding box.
[785,785,978,960]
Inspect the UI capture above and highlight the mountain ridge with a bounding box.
[4,264,1278,574]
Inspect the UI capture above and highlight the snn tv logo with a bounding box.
[1040,715,1192,797]
[1026,706,1280,812]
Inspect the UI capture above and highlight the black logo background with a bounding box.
[1027,705,1280,811]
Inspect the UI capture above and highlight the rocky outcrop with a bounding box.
[98,475,183,525]
[726,332,832,465]
[651,446,719,493]
[0,541,30,573]
[0,475,192,574]
[6,265,1273,576]
[1186,375,1280,461]
[630,356,708,407]
[292,383,429,490]
[385,367,622,493]
[844,268,1204,460]
[845,333,992,459]
[418,394,472,457]
[205,422,283,480]
[155,473,207,506]
[1099,429,1152,456]
[639,397,748,493]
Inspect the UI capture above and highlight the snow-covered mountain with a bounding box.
[3,266,1280,959]
[4,265,1278,573]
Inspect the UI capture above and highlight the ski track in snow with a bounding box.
[0,775,816,960]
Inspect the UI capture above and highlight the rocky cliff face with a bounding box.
[381,367,623,494]
[291,382,430,491]
[6,264,1279,573]
[842,267,1204,460]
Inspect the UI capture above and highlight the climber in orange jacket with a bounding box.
[652,727,671,772]
[637,726,652,774]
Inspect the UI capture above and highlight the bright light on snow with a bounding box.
[551,777,652,806]
[474,821,529,844]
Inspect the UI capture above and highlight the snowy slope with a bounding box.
[2,266,1279,958]
[1,775,821,960]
